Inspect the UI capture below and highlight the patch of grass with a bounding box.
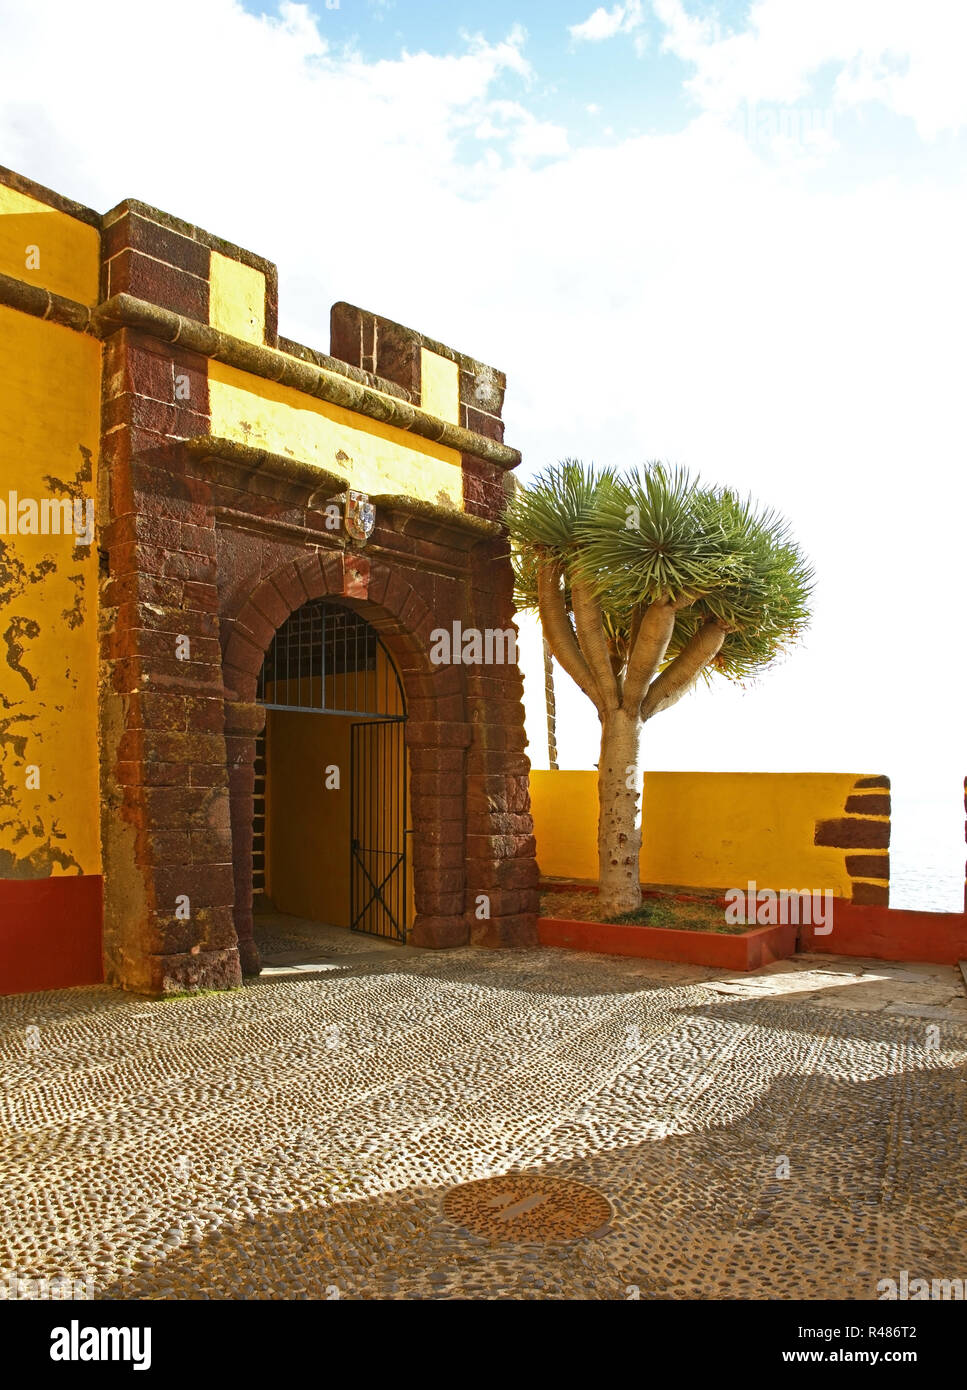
[607,900,678,928]
[539,886,756,935]
[605,899,748,935]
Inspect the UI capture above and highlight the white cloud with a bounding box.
[569,1,643,44]
[471,101,569,160]
[508,114,571,162]
[655,0,967,138]
[474,117,507,141]
[275,0,327,55]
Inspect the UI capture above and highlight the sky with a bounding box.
[1,0,964,901]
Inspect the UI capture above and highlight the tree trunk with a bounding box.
[596,708,643,914]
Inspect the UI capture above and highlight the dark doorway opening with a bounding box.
[254,599,410,941]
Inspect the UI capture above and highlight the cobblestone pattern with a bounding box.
[1,933,965,1300]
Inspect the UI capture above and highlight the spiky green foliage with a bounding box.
[503,459,616,567]
[505,459,812,692]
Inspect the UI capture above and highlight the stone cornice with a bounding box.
[186,436,348,500]
[0,270,94,332]
[372,494,502,537]
[0,271,522,469]
[95,294,522,469]
[278,335,413,404]
[193,438,503,546]
[0,164,101,227]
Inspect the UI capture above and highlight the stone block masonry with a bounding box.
[813,775,891,906]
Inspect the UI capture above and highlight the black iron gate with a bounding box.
[350,718,408,941]
[255,599,409,939]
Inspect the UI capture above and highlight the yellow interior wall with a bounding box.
[0,305,102,878]
[262,669,397,715]
[266,710,353,926]
[420,348,459,424]
[209,252,265,345]
[265,651,413,931]
[530,770,860,897]
[208,361,464,508]
[0,184,100,306]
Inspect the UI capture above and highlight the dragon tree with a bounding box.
[505,461,813,914]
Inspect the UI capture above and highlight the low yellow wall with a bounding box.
[531,770,863,897]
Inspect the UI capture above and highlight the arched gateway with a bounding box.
[96,408,542,994]
[219,534,541,984]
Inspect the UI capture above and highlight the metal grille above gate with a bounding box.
[256,598,405,718]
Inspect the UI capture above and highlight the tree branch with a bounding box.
[570,577,619,711]
[621,600,676,712]
[537,563,603,713]
[640,620,726,722]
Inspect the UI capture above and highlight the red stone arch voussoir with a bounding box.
[220,547,471,972]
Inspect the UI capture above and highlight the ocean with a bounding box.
[888,780,964,913]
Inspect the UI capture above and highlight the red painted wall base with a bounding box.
[0,877,104,996]
[801,900,967,965]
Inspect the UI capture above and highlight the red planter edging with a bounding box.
[540,889,967,968]
[0,876,104,996]
[538,915,798,971]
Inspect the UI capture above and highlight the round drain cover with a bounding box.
[443,1175,612,1243]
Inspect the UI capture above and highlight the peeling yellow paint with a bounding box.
[0,304,101,877]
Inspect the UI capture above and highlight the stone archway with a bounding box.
[99,448,539,997]
[221,549,474,974]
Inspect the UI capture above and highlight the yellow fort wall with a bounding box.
[0,182,100,305]
[0,168,468,927]
[208,361,464,508]
[0,162,501,992]
[0,303,102,878]
[530,770,865,897]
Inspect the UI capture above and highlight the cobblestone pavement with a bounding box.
[2,917,965,1301]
